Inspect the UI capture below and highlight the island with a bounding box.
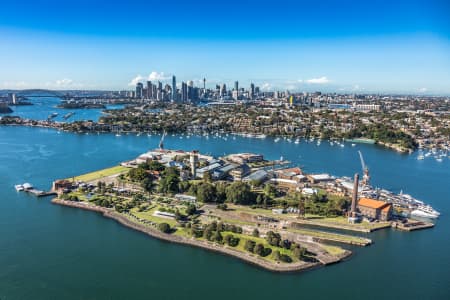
[48,146,435,273]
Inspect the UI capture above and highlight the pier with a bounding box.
[392,220,435,231]
[23,188,57,197]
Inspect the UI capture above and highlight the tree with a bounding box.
[212,230,223,243]
[196,183,217,203]
[252,228,260,237]
[254,243,264,256]
[244,240,256,253]
[142,177,154,192]
[158,223,171,233]
[147,160,165,171]
[128,167,148,182]
[203,171,213,183]
[159,174,180,194]
[215,182,227,203]
[186,204,196,216]
[225,182,256,205]
[265,231,282,247]
[224,234,240,247]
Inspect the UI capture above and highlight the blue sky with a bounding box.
[1,0,449,94]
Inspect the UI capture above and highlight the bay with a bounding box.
[0,123,449,299]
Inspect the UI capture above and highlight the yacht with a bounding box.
[411,205,440,219]
[274,137,280,143]
[417,154,425,160]
[294,138,300,144]
[351,143,356,147]
[15,184,24,191]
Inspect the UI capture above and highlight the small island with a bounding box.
[48,144,435,273]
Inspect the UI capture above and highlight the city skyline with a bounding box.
[1,0,449,94]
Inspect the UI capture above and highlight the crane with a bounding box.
[358,150,370,187]
[159,131,166,150]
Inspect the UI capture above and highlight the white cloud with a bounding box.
[128,71,170,86]
[261,82,272,91]
[418,87,428,93]
[128,75,145,86]
[306,76,330,84]
[1,81,27,88]
[148,71,169,81]
[55,78,74,87]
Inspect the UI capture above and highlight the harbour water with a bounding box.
[0,114,449,298]
[5,96,124,122]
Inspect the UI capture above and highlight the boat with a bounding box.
[274,137,280,143]
[294,138,300,144]
[14,184,24,191]
[351,143,356,147]
[417,154,425,160]
[344,138,375,144]
[115,133,121,137]
[22,183,33,190]
[63,112,75,120]
[411,205,440,219]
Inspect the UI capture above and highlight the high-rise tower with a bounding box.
[172,75,177,101]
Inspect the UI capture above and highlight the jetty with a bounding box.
[392,220,435,231]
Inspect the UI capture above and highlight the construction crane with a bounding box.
[358,150,370,187]
[159,131,166,150]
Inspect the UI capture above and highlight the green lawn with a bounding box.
[68,165,129,182]
[320,244,346,256]
[130,207,178,227]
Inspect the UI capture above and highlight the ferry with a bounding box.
[63,112,75,120]
[411,205,440,219]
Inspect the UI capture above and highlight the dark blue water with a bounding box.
[5,97,124,121]
[0,126,449,299]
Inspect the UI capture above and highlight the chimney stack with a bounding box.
[351,173,359,217]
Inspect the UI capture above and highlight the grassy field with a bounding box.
[68,165,129,182]
[130,207,179,227]
[319,244,346,256]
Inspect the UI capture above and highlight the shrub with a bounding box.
[157,223,171,233]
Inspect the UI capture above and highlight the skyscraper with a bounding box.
[136,82,143,99]
[234,81,239,91]
[147,81,152,99]
[220,84,226,97]
[172,75,177,101]
[181,81,188,102]
[250,83,255,99]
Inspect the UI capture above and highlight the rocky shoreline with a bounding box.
[51,198,351,273]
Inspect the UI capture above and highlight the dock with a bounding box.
[392,220,435,231]
[25,188,57,197]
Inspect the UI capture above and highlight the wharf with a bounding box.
[392,220,435,231]
[26,188,57,197]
